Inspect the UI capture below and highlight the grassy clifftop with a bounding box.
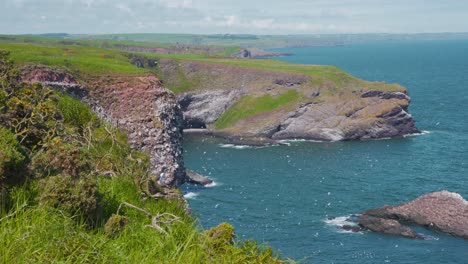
[0,51,290,263]
[0,36,408,137]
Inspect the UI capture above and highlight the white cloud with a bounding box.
[1,0,468,34]
[116,3,133,15]
[159,0,193,9]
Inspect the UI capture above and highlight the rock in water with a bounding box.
[186,170,213,186]
[363,191,468,239]
[357,216,423,239]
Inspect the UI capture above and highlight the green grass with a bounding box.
[214,90,302,129]
[0,55,291,263]
[142,51,401,93]
[0,42,147,75]
[0,176,290,263]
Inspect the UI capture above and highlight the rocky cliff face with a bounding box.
[21,65,186,187]
[363,191,468,239]
[158,60,419,142]
[178,89,242,128]
[270,91,418,141]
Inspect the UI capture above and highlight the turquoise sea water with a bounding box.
[182,40,468,263]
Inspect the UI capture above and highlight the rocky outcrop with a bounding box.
[159,59,419,143]
[270,90,418,141]
[178,90,242,128]
[356,216,423,239]
[362,191,468,239]
[21,65,186,187]
[338,191,468,239]
[186,170,213,186]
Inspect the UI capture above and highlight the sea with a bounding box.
[182,40,468,263]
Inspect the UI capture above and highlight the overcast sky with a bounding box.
[1,0,468,35]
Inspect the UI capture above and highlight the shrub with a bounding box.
[31,138,91,179]
[104,214,130,237]
[204,222,235,252]
[0,126,27,184]
[38,174,99,225]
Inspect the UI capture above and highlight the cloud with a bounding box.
[0,0,467,34]
[159,0,193,9]
[116,3,133,15]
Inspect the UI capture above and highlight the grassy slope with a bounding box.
[0,42,147,76]
[0,38,403,92]
[214,90,302,130]
[0,75,290,263]
[0,37,404,131]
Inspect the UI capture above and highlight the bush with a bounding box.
[0,126,27,184]
[204,222,235,252]
[38,174,99,225]
[1,83,63,150]
[31,138,91,179]
[104,214,130,237]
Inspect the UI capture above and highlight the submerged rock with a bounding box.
[363,191,468,239]
[357,216,423,239]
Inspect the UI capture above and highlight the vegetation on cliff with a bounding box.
[0,51,290,263]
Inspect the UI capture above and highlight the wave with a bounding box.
[403,130,431,138]
[183,192,199,199]
[205,181,220,188]
[218,144,277,149]
[324,215,363,234]
[219,144,254,149]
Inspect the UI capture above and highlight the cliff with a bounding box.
[158,59,419,142]
[21,65,186,188]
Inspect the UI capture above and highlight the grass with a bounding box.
[214,90,303,129]
[0,36,405,135]
[0,55,291,263]
[0,42,148,76]
[1,176,289,263]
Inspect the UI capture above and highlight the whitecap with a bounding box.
[403,130,431,138]
[219,144,253,149]
[279,139,327,144]
[324,215,363,234]
[205,181,220,188]
[183,192,199,199]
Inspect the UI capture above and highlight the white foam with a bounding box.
[324,215,363,234]
[279,139,327,144]
[403,130,431,138]
[324,216,355,228]
[205,181,220,188]
[219,143,278,149]
[183,192,199,199]
[219,144,253,149]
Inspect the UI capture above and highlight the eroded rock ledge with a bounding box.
[341,191,468,239]
[21,65,186,187]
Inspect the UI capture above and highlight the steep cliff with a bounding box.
[158,59,419,142]
[21,65,185,187]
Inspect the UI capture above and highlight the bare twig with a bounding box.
[115,202,182,236]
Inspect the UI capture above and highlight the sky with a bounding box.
[1,0,468,35]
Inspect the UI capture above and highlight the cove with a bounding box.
[182,40,468,263]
